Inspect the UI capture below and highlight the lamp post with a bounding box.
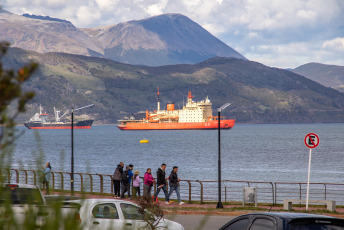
[71,107,74,194]
[216,103,231,209]
[71,104,94,194]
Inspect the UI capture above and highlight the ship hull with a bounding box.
[118,119,235,130]
[24,120,94,129]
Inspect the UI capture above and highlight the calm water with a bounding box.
[10,124,344,184]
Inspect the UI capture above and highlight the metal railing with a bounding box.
[2,168,344,206]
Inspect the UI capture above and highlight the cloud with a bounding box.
[146,0,168,16]
[322,37,344,53]
[245,41,344,68]
[2,0,344,68]
[296,9,317,20]
[95,0,119,11]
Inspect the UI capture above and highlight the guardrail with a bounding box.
[2,168,344,205]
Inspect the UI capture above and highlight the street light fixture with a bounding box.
[216,103,230,209]
[71,104,94,194]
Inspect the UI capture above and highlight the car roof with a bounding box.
[220,212,344,230]
[66,198,137,205]
[238,212,339,220]
[3,183,39,189]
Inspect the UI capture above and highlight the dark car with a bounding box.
[219,212,344,230]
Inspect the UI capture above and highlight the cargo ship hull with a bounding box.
[118,119,235,130]
[24,120,94,129]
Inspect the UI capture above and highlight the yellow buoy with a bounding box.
[140,139,149,143]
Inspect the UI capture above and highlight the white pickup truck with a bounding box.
[0,183,79,229]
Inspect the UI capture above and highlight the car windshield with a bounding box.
[0,187,44,205]
[291,219,344,230]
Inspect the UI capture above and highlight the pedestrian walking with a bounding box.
[132,170,141,197]
[42,162,51,194]
[167,166,184,205]
[143,168,155,198]
[120,164,134,198]
[153,163,170,204]
[112,162,124,198]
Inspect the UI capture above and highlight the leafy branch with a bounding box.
[0,42,37,150]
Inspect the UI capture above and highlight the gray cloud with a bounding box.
[2,0,344,68]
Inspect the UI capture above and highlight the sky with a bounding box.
[2,0,344,68]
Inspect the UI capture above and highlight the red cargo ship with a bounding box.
[118,90,235,130]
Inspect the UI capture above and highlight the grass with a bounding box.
[42,63,106,90]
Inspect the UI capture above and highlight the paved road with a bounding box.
[166,215,235,230]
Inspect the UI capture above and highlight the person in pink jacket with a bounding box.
[143,168,155,197]
[132,170,141,197]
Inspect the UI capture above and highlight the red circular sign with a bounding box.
[304,133,319,149]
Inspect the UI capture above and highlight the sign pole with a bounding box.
[304,132,319,211]
[306,148,312,211]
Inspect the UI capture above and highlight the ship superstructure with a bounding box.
[24,105,93,129]
[117,90,235,130]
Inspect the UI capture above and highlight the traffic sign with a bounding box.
[304,133,319,149]
[304,132,319,211]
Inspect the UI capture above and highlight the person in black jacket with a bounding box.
[112,162,124,198]
[167,166,184,205]
[153,163,170,204]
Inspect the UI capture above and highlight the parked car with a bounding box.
[219,212,344,230]
[0,183,47,227]
[66,199,184,230]
[1,183,46,204]
[0,183,79,228]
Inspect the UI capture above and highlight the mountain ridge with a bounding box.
[0,9,103,56]
[0,10,245,66]
[293,62,344,92]
[4,47,344,124]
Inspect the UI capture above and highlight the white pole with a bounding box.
[306,148,312,210]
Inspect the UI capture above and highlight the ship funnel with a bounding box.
[167,102,175,111]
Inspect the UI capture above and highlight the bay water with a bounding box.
[10,123,344,184]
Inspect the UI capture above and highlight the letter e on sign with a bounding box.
[304,133,319,149]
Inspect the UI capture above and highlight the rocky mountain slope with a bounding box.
[82,14,246,66]
[0,9,103,56]
[0,10,245,66]
[4,48,344,124]
[293,63,344,92]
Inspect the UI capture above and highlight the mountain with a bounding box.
[22,13,72,24]
[293,63,344,92]
[4,48,344,124]
[81,14,246,66]
[0,9,245,66]
[0,9,103,56]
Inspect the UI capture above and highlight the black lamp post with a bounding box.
[71,107,74,194]
[216,103,231,209]
[71,104,94,194]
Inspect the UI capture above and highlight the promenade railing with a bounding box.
[3,168,344,206]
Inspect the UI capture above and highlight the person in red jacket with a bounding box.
[143,168,155,197]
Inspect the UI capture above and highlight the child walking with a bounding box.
[132,170,141,197]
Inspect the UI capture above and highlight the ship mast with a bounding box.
[54,107,61,122]
[157,87,160,112]
[187,91,194,104]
